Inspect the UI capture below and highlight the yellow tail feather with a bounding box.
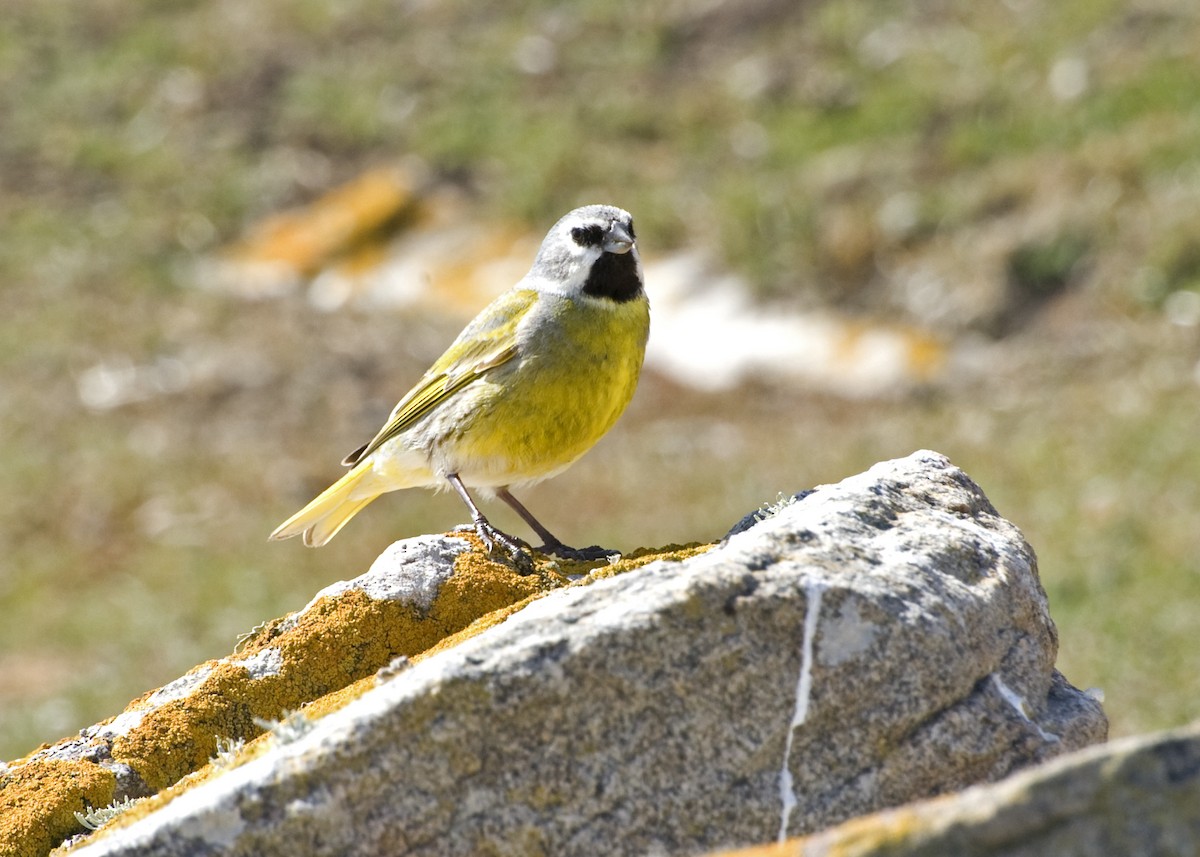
[270,465,379,547]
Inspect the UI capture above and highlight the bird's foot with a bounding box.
[537,540,621,562]
[472,518,536,574]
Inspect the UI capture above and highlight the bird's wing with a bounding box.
[341,289,537,467]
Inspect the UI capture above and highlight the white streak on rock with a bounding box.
[993,674,1059,743]
[777,582,825,843]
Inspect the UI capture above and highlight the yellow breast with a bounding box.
[442,291,650,486]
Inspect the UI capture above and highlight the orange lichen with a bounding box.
[587,542,713,580]
[223,167,420,278]
[108,537,565,792]
[831,319,947,386]
[0,760,115,857]
[416,542,712,662]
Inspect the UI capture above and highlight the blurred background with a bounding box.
[2,0,1198,761]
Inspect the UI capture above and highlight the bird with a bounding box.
[270,204,650,564]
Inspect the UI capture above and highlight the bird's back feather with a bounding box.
[342,289,536,466]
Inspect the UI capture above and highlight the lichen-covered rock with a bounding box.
[1,534,564,856]
[61,451,1105,857]
[0,761,115,857]
[98,532,558,790]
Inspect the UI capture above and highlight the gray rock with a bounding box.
[758,720,1200,857]
[69,451,1105,857]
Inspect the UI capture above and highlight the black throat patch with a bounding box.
[582,251,642,303]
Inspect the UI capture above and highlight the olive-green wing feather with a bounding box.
[342,289,537,467]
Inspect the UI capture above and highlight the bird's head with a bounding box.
[529,204,643,303]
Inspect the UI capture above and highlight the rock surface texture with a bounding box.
[62,451,1105,856]
[721,720,1200,857]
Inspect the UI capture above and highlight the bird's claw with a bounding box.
[467,517,617,571]
[473,519,536,574]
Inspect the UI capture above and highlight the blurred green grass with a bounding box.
[2,0,1199,760]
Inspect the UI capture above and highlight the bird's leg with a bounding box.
[446,474,534,571]
[496,487,619,561]
[494,487,562,547]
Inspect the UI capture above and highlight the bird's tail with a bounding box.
[269,464,380,547]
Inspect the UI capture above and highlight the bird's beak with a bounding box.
[603,222,635,255]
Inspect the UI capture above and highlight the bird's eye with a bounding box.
[570,224,605,247]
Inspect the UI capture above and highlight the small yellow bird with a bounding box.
[270,204,650,562]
